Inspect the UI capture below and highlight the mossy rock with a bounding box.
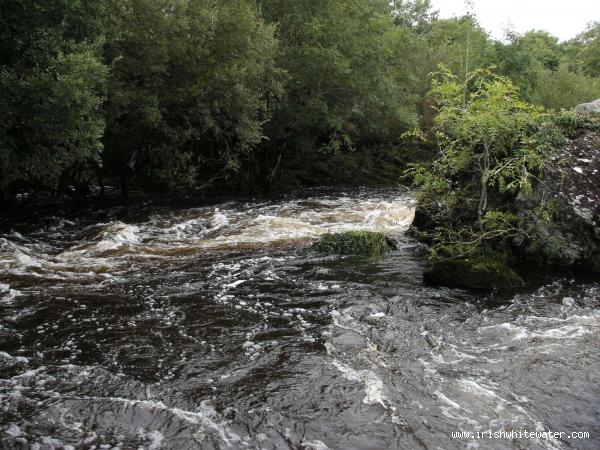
[313,231,396,257]
[423,258,523,291]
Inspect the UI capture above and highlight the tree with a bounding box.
[530,67,600,110]
[423,16,495,83]
[254,0,418,187]
[406,15,495,129]
[495,30,564,101]
[103,0,281,193]
[564,22,600,78]
[390,0,436,32]
[0,0,108,202]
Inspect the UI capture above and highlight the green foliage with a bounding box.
[405,13,497,129]
[313,231,393,257]
[564,22,600,78]
[1,0,598,202]
[104,0,282,191]
[529,67,600,110]
[551,110,588,136]
[495,28,600,109]
[0,0,108,199]
[255,0,418,187]
[390,0,436,31]
[495,31,563,99]
[424,16,495,81]
[406,69,566,259]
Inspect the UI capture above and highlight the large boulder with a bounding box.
[516,124,600,271]
[575,99,600,114]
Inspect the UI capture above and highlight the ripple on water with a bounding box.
[1,190,599,449]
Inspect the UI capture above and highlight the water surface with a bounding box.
[1,189,598,449]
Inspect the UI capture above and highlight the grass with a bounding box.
[313,231,394,257]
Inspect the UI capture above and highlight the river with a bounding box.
[0,188,598,449]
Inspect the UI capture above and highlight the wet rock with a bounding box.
[384,236,399,250]
[516,123,600,271]
[423,258,523,291]
[410,206,436,232]
[403,242,429,257]
[412,119,600,275]
[575,99,600,114]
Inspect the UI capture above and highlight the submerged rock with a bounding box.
[575,99,600,114]
[423,258,523,291]
[313,231,396,257]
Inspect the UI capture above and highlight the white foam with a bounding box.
[0,283,20,302]
[210,209,229,230]
[195,195,414,248]
[1,237,45,270]
[369,312,386,319]
[1,193,416,282]
[145,430,164,450]
[477,314,598,342]
[434,390,462,410]
[93,222,140,252]
[64,396,242,447]
[15,251,42,268]
[0,352,29,363]
[301,440,331,450]
[459,379,501,400]
[332,360,388,409]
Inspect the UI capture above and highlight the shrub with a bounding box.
[552,110,587,136]
[405,68,567,260]
[529,67,600,110]
[313,231,394,257]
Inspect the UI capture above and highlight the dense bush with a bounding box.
[253,0,419,189]
[405,69,571,260]
[529,68,600,110]
[564,22,600,78]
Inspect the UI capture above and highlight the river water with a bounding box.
[0,189,598,449]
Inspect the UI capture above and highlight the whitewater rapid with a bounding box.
[0,189,598,449]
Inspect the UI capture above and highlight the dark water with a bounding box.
[0,189,598,449]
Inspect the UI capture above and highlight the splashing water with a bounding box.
[0,189,598,449]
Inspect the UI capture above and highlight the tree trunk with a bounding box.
[478,144,490,227]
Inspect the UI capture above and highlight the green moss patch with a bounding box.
[313,231,395,257]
